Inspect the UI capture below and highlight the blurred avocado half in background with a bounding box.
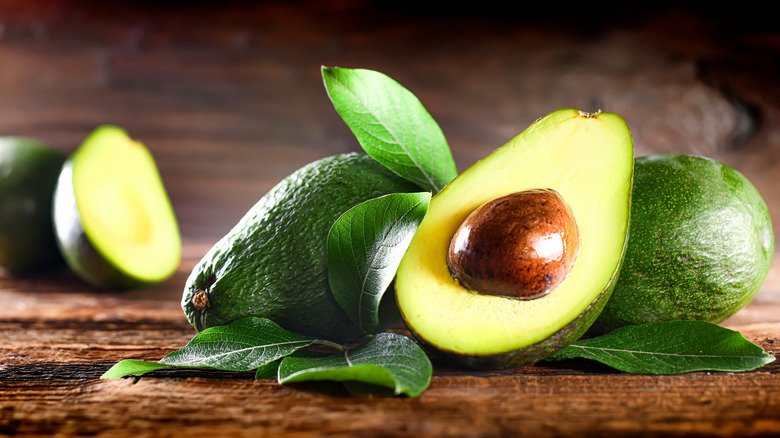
[52,126,181,289]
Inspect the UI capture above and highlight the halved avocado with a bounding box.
[52,126,181,289]
[0,137,66,273]
[395,108,634,369]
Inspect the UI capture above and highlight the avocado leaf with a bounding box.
[322,66,457,193]
[100,359,173,379]
[278,332,433,397]
[101,317,320,379]
[546,321,775,374]
[254,360,282,380]
[328,192,431,334]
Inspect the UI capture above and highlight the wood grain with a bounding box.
[2,1,780,436]
[2,249,780,437]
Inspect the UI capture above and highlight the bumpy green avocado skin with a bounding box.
[182,153,420,342]
[0,138,66,273]
[593,154,774,333]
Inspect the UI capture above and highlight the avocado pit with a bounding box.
[447,189,579,300]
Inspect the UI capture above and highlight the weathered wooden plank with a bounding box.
[2,261,779,437]
[2,364,780,437]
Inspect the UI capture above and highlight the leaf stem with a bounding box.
[315,339,346,352]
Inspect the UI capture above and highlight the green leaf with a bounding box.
[100,359,172,379]
[546,321,776,374]
[322,66,457,193]
[158,317,317,370]
[328,192,431,333]
[101,317,318,379]
[254,360,281,380]
[278,332,432,397]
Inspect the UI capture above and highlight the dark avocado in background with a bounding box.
[52,125,181,289]
[395,108,635,370]
[592,154,775,333]
[182,152,420,342]
[0,137,66,273]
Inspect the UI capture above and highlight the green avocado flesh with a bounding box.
[395,108,634,369]
[593,154,775,332]
[0,137,66,273]
[182,152,420,342]
[53,126,181,289]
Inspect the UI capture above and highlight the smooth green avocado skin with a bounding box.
[182,153,420,342]
[0,137,66,273]
[593,154,775,333]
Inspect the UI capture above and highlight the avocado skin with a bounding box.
[593,154,775,333]
[182,152,420,342]
[0,137,66,273]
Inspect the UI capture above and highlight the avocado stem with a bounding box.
[192,289,209,310]
[578,110,602,118]
[315,339,346,352]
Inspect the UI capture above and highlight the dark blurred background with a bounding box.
[1,0,778,245]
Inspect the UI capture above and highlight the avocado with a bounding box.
[182,152,420,342]
[592,154,774,332]
[0,137,66,273]
[395,108,634,370]
[52,125,181,289]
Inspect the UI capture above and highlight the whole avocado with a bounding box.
[593,154,774,332]
[0,137,66,273]
[182,152,420,342]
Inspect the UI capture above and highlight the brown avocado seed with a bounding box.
[447,189,579,300]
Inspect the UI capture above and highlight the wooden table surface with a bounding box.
[2,2,779,436]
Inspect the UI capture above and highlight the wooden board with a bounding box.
[2,249,780,437]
